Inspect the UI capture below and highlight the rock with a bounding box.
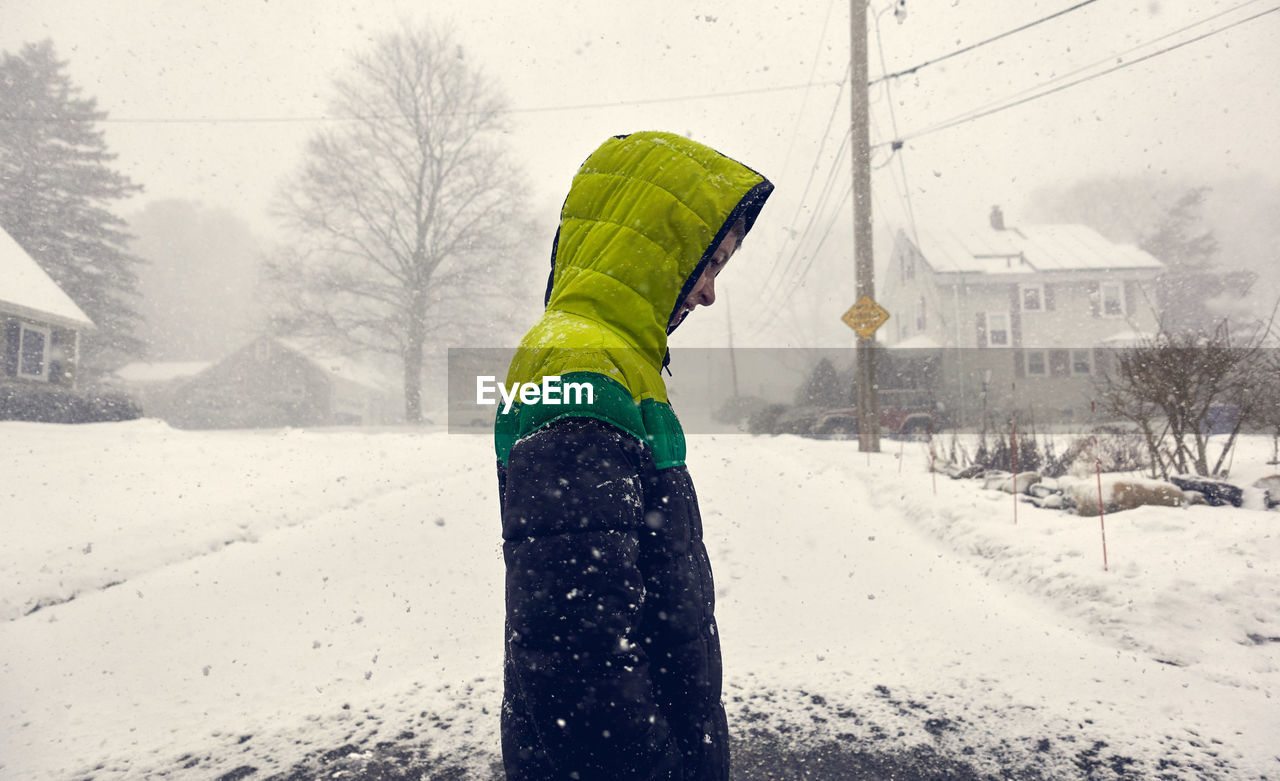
[1072,478,1184,517]
[1038,477,1060,492]
[999,471,1041,495]
[1024,481,1054,499]
[983,470,1011,490]
[954,464,984,480]
[1253,475,1280,509]
[1252,475,1280,491]
[1030,493,1066,510]
[1168,475,1243,508]
[1183,490,1207,506]
[1029,481,1059,499]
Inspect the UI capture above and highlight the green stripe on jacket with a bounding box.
[494,371,686,470]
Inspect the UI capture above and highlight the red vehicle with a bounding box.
[812,389,941,440]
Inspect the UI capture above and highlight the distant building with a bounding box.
[879,207,1164,426]
[113,336,397,428]
[106,360,213,420]
[0,226,94,389]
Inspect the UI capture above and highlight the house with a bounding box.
[879,207,1164,426]
[137,336,397,429]
[105,360,213,420]
[0,225,94,389]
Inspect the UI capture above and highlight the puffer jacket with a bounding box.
[495,131,772,780]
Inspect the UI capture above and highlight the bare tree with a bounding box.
[1245,338,1280,465]
[268,23,533,422]
[1096,314,1275,478]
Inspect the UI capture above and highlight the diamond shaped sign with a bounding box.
[841,296,890,340]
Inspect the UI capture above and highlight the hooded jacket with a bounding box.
[495,132,772,780]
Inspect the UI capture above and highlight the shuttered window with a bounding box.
[986,312,1010,347]
[1025,350,1047,376]
[18,323,51,381]
[1020,284,1044,311]
[1101,281,1124,317]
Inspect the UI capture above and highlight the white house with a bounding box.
[879,207,1164,426]
[0,225,94,389]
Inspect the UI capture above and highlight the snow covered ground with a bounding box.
[1,420,1278,779]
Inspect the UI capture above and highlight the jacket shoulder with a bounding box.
[495,370,685,469]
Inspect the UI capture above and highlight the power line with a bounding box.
[894,0,1266,144]
[869,0,1101,86]
[778,0,841,181]
[894,4,1280,145]
[752,127,853,332]
[0,78,846,125]
[872,8,920,252]
[756,65,852,301]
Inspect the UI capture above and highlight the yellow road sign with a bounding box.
[841,295,890,339]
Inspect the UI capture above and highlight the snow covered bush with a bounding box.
[0,384,141,423]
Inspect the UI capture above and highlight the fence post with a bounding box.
[929,420,936,495]
[1011,384,1018,525]
[1092,401,1110,572]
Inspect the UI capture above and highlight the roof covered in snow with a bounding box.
[0,225,94,329]
[113,361,214,384]
[888,334,941,349]
[909,223,1163,276]
[274,338,394,393]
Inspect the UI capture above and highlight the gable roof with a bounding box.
[909,223,1162,276]
[273,337,394,393]
[0,225,94,329]
[112,361,214,384]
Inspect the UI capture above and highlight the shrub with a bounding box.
[0,384,142,423]
[1061,425,1150,477]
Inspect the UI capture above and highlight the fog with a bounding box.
[3,0,1278,415]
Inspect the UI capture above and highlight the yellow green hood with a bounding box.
[506,131,773,403]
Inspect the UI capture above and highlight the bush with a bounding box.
[0,384,142,423]
[971,426,1046,474]
[747,403,787,435]
[715,394,771,426]
[1061,425,1150,476]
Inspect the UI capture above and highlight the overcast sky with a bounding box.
[4,0,1277,346]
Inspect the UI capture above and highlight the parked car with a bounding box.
[812,389,942,440]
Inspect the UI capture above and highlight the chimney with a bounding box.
[990,205,1005,231]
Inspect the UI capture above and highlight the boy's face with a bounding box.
[670,229,742,329]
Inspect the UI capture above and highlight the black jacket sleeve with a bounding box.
[499,417,683,780]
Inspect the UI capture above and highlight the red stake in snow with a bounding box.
[1011,384,1018,525]
[928,420,937,495]
[1092,401,1110,572]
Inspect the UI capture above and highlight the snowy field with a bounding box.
[2,420,1278,779]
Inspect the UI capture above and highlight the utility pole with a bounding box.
[850,0,880,452]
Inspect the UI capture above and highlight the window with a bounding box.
[987,312,1010,347]
[1020,284,1044,312]
[1101,281,1124,317]
[18,324,51,381]
[1050,349,1070,377]
[1071,349,1093,375]
[1025,349,1047,376]
[916,296,927,331]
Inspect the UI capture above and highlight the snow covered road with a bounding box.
[1,422,1276,779]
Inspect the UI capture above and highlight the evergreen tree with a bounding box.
[796,356,845,408]
[0,40,146,372]
[1140,187,1253,337]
